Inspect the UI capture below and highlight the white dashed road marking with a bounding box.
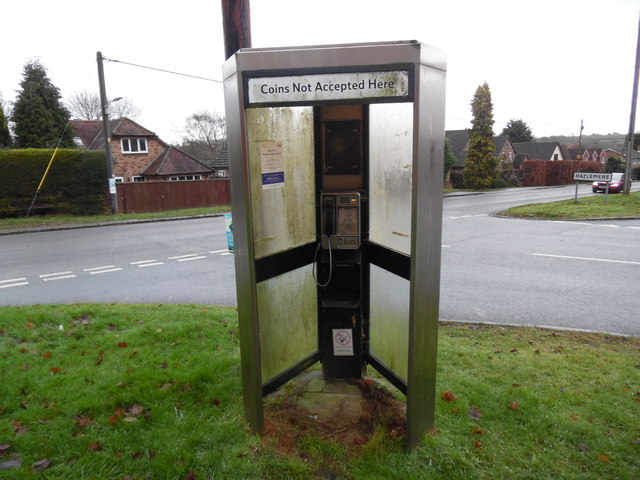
[532,253,640,266]
[0,278,29,289]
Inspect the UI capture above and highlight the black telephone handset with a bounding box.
[323,197,336,237]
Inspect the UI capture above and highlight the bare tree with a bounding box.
[66,90,141,120]
[179,111,226,162]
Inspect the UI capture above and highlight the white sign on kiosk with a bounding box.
[573,172,612,182]
[248,71,410,104]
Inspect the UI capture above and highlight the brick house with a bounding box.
[445,129,516,186]
[69,117,214,182]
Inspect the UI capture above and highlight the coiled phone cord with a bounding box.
[312,241,333,287]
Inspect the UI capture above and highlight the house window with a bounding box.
[121,138,148,154]
[217,170,228,178]
[553,153,559,161]
[169,175,202,181]
[132,176,145,182]
[115,177,124,183]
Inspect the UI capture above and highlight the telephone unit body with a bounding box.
[320,191,361,250]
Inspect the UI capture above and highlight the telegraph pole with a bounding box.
[97,51,117,213]
[624,12,640,196]
[221,0,252,60]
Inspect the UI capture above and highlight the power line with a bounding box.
[103,56,222,84]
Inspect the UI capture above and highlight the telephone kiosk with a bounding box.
[223,41,446,449]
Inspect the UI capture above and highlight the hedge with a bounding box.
[0,149,108,217]
[520,159,601,186]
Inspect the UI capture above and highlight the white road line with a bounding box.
[43,275,77,281]
[209,249,229,254]
[626,226,640,230]
[176,256,207,262]
[548,221,592,226]
[88,268,123,275]
[595,224,620,228]
[532,253,640,266]
[84,265,117,272]
[0,281,29,289]
[40,271,73,278]
[130,260,157,265]
[168,254,198,260]
[138,262,164,267]
[0,277,27,284]
[220,252,234,256]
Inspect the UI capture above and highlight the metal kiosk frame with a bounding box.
[223,40,446,450]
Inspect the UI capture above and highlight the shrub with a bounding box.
[0,149,108,217]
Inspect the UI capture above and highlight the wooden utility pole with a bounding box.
[624,12,640,195]
[221,0,252,60]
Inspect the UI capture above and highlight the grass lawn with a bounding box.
[500,191,640,219]
[1,304,638,479]
[0,207,230,231]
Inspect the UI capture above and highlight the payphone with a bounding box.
[315,105,367,378]
[320,191,361,250]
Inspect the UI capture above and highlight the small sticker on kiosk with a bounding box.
[333,329,354,356]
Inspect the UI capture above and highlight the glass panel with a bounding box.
[369,264,409,382]
[246,107,316,259]
[368,103,414,255]
[257,264,317,382]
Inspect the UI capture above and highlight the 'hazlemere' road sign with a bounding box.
[573,172,612,182]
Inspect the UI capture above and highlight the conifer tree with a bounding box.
[0,101,10,147]
[463,82,496,189]
[11,60,74,148]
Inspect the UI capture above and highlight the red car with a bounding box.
[592,173,629,193]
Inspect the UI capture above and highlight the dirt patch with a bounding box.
[262,375,406,459]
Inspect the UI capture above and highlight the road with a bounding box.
[1,184,639,336]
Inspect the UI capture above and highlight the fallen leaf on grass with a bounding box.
[76,417,92,428]
[123,417,138,423]
[0,458,22,469]
[31,458,51,472]
[49,367,61,374]
[41,352,52,358]
[598,454,610,463]
[0,443,11,458]
[25,322,35,329]
[473,428,485,435]
[184,471,197,480]
[118,342,128,348]
[510,401,520,411]
[441,391,457,402]
[87,441,103,452]
[473,440,482,449]
[11,420,28,436]
[469,408,483,420]
[128,404,144,415]
[578,442,589,452]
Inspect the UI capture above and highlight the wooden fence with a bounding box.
[115,179,231,214]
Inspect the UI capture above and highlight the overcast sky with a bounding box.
[2,0,639,144]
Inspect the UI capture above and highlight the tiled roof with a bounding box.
[69,117,160,151]
[445,130,511,167]
[141,147,214,177]
[512,142,560,161]
[209,143,229,169]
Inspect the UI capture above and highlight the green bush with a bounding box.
[0,149,108,217]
